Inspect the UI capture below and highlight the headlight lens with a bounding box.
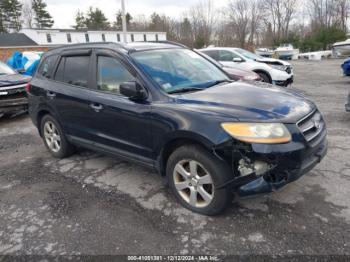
[221,123,291,144]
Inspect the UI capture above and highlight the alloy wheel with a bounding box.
[173,160,214,208]
[43,121,61,153]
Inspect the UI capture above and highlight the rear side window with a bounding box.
[202,50,219,61]
[37,55,58,79]
[219,50,240,61]
[54,56,90,88]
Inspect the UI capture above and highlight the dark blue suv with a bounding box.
[27,42,327,215]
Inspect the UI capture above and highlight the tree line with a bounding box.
[1,0,349,52]
[0,0,53,32]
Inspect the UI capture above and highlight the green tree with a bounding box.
[74,10,86,30]
[0,0,22,32]
[32,0,54,28]
[85,7,110,30]
[114,10,132,30]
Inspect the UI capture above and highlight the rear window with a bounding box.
[54,56,90,88]
[37,55,58,79]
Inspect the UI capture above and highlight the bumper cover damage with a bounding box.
[215,126,327,197]
[237,140,327,196]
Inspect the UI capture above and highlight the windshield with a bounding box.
[234,48,263,61]
[0,61,16,75]
[131,49,229,93]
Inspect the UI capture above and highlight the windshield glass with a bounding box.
[0,61,16,75]
[131,49,229,93]
[234,48,263,61]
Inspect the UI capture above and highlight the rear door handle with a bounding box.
[89,103,103,112]
[47,91,56,98]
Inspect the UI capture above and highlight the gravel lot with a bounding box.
[0,59,349,256]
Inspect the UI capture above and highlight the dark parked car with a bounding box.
[0,61,31,116]
[27,42,327,215]
[346,92,350,112]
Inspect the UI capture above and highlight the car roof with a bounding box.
[200,47,240,51]
[45,41,186,57]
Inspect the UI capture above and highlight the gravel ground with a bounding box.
[0,59,349,256]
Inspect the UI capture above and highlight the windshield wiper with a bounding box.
[168,87,205,94]
[205,79,232,88]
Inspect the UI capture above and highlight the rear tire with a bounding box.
[257,72,271,83]
[166,144,233,215]
[40,115,75,158]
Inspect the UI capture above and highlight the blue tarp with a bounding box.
[6,51,42,76]
[341,58,350,76]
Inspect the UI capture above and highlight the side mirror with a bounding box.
[233,57,243,62]
[120,81,147,101]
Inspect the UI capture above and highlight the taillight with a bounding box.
[25,83,31,93]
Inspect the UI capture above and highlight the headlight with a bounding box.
[270,65,287,71]
[221,123,291,144]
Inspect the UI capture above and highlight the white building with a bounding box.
[19,28,167,45]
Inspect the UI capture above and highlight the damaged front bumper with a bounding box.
[215,123,327,197]
[0,97,28,114]
[236,138,327,196]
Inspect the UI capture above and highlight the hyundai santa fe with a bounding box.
[27,42,327,215]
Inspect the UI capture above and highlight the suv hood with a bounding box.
[256,57,290,66]
[0,74,31,87]
[177,82,314,123]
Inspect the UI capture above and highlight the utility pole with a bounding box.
[121,0,127,43]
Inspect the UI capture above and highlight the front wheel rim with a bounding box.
[173,160,214,208]
[43,121,61,153]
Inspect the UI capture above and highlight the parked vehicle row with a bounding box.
[27,42,327,215]
[200,47,294,86]
[0,61,31,117]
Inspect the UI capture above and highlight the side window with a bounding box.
[202,50,219,61]
[37,55,58,79]
[219,50,240,61]
[63,56,90,87]
[97,56,135,94]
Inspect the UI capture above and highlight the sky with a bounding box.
[39,0,229,29]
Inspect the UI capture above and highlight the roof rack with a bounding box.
[144,40,189,49]
[48,42,128,52]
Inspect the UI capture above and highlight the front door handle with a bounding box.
[89,103,103,112]
[47,91,56,98]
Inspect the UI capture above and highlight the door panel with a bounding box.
[88,52,153,159]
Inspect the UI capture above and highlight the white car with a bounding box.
[200,47,294,86]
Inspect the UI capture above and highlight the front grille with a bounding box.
[0,88,26,101]
[297,110,326,145]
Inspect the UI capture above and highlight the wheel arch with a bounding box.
[156,132,215,176]
[253,69,272,83]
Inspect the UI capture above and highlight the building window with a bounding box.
[102,34,106,42]
[131,34,134,42]
[143,34,147,42]
[117,34,120,42]
[155,34,159,41]
[67,33,72,43]
[85,33,89,42]
[46,33,52,43]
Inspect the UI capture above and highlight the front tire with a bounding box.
[166,145,233,215]
[257,72,271,83]
[40,115,75,158]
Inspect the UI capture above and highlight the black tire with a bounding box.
[40,114,75,158]
[166,144,233,215]
[257,72,271,83]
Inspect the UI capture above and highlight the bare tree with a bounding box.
[22,1,35,28]
[262,0,298,43]
[227,0,250,48]
[188,0,215,48]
